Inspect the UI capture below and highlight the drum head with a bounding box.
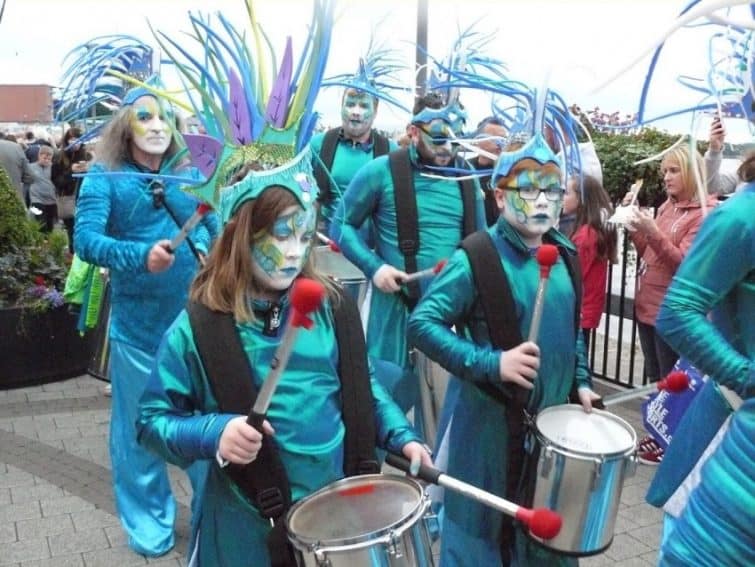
[536,404,636,456]
[287,475,422,546]
[313,246,366,283]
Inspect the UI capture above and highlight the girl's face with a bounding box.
[251,205,316,296]
[661,157,689,200]
[562,177,580,216]
[129,95,172,157]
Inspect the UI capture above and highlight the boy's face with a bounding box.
[341,90,377,140]
[37,151,53,167]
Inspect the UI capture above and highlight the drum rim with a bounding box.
[286,474,426,548]
[534,404,637,458]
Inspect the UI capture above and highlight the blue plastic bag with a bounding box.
[642,358,706,450]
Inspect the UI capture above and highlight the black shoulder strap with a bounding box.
[459,178,478,237]
[372,132,390,157]
[314,128,341,204]
[331,289,380,475]
[187,302,292,522]
[389,148,421,309]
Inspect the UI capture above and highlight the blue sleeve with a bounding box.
[74,166,151,271]
[408,248,502,384]
[369,358,422,452]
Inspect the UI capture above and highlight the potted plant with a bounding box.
[0,168,95,389]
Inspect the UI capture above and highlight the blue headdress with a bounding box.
[153,0,335,224]
[320,34,411,112]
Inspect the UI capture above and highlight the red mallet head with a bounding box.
[289,278,326,329]
[535,244,559,279]
[658,370,689,393]
[433,259,448,274]
[328,241,341,253]
[197,202,213,215]
[516,506,563,540]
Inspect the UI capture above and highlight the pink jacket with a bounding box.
[631,196,717,325]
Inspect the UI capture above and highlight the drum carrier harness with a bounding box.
[314,127,391,205]
[390,147,478,311]
[187,290,380,567]
[459,230,581,564]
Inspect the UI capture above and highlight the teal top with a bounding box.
[651,184,754,565]
[408,220,590,565]
[338,147,485,368]
[310,130,398,230]
[137,294,421,566]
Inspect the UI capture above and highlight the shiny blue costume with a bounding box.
[75,162,216,556]
[408,220,591,566]
[650,184,754,565]
[137,295,422,566]
[337,146,485,426]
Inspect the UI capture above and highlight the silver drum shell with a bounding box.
[529,405,637,556]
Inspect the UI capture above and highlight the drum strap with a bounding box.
[314,127,391,204]
[459,230,582,564]
[390,148,477,312]
[188,291,378,566]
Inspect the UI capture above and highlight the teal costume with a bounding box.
[311,130,398,233]
[649,183,754,565]
[137,296,421,566]
[408,221,591,567]
[338,145,485,373]
[75,161,215,556]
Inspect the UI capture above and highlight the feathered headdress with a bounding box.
[152,0,336,224]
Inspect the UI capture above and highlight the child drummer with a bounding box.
[408,90,600,566]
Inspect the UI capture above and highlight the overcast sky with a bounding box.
[1,0,753,141]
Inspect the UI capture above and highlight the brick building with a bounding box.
[0,84,53,123]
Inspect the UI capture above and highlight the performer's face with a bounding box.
[130,95,172,157]
[252,205,316,293]
[496,161,563,243]
[412,119,457,167]
[341,91,377,140]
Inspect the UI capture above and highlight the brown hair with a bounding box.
[573,175,618,263]
[737,151,755,183]
[190,187,337,322]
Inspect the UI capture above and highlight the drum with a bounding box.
[286,474,435,567]
[313,245,367,306]
[528,404,637,556]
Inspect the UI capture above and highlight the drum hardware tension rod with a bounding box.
[385,453,562,540]
[601,370,689,407]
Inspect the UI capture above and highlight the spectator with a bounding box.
[28,145,58,232]
[0,136,34,205]
[704,115,741,196]
[52,127,89,253]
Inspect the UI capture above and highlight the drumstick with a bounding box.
[402,259,447,283]
[247,278,326,431]
[601,370,689,407]
[528,245,559,343]
[386,453,562,540]
[317,231,341,252]
[166,202,213,253]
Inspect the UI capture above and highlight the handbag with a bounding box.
[57,194,76,219]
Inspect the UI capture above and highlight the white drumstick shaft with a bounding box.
[602,382,661,406]
[528,279,548,343]
[438,473,519,517]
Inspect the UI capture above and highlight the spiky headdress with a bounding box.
[153,0,335,224]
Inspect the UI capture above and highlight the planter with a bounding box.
[0,306,95,389]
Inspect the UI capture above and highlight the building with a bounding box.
[0,84,53,123]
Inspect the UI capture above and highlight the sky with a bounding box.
[1,0,754,142]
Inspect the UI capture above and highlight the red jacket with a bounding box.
[630,197,716,326]
[572,225,607,329]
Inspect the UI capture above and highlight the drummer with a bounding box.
[136,6,430,565]
[408,103,600,565]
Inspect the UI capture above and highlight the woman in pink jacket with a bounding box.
[623,146,716,464]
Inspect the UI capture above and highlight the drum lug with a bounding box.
[626,452,638,477]
[313,548,332,567]
[387,530,404,558]
[540,446,554,478]
[590,457,603,491]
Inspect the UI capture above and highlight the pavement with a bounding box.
[0,374,664,566]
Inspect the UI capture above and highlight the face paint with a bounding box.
[130,95,173,157]
[251,205,317,294]
[414,119,457,167]
[341,92,376,141]
[500,166,563,244]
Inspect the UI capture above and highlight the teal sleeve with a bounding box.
[408,249,502,384]
[74,165,151,271]
[137,313,236,468]
[369,358,422,452]
[574,331,592,389]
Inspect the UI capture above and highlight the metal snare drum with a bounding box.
[529,404,637,556]
[313,245,367,306]
[286,474,435,567]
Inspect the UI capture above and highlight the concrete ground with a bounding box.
[0,374,664,566]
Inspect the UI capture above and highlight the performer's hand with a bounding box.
[401,441,433,476]
[218,416,275,465]
[372,264,408,293]
[499,341,540,389]
[577,387,602,413]
[147,240,176,273]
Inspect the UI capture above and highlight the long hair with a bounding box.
[660,146,708,203]
[190,187,336,322]
[737,151,755,183]
[574,175,618,264]
[95,99,183,171]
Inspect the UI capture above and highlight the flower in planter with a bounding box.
[24,281,66,313]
